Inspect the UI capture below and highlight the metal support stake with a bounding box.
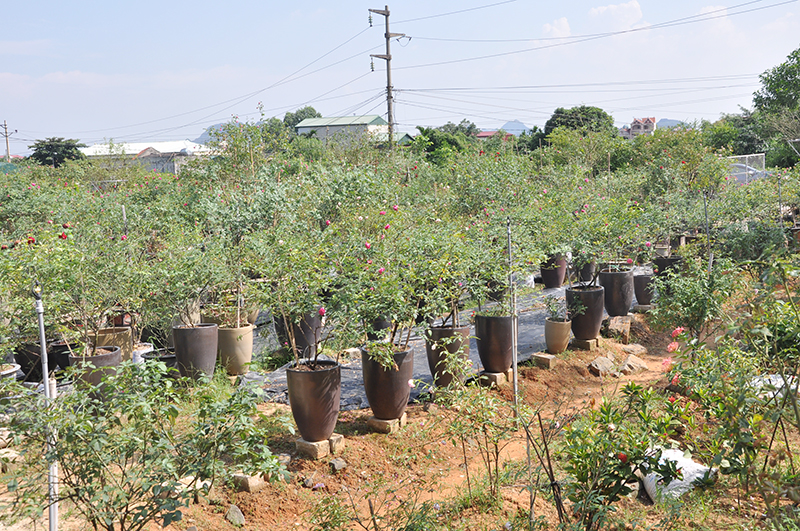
[507,218,518,411]
[33,284,58,531]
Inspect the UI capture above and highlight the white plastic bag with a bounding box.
[642,449,715,502]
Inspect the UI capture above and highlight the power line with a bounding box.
[60,28,379,137]
[393,0,517,24]
[395,0,796,71]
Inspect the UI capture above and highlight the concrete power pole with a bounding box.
[369,6,404,146]
[2,121,16,162]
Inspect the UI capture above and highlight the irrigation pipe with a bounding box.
[507,218,518,411]
[32,283,58,531]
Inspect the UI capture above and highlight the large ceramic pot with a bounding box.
[540,254,567,289]
[634,274,654,306]
[366,317,391,341]
[14,343,45,382]
[545,318,572,354]
[92,327,133,363]
[286,360,341,442]
[361,347,414,420]
[578,261,597,284]
[0,363,20,380]
[425,325,470,388]
[69,346,122,395]
[274,312,321,359]
[566,285,605,340]
[653,256,684,296]
[143,348,180,378]
[474,314,514,373]
[218,324,254,375]
[598,268,634,317]
[172,323,218,380]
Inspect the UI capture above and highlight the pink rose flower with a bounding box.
[318,307,326,317]
[378,267,385,274]
[671,327,685,338]
[365,242,371,249]
[667,341,679,352]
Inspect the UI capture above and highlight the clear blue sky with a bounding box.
[2,0,798,154]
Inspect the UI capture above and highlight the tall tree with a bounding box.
[544,105,615,136]
[28,137,86,168]
[283,106,322,131]
[436,119,480,136]
[753,46,800,113]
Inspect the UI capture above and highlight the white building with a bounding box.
[295,115,389,143]
[80,140,211,174]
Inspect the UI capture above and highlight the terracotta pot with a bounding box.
[540,254,567,289]
[566,285,604,340]
[545,318,572,354]
[634,274,654,306]
[425,325,471,388]
[598,269,634,317]
[172,323,218,381]
[361,347,414,420]
[218,324,254,375]
[286,360,341,442]
[474,314,514,373]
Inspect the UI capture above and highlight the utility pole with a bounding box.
[2,121,17,162]
[369,6,404,146]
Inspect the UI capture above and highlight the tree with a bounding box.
[701,110,768,156]
[544,105,615,137]
[753,46,800,113]
[28,137,86,168]
[283,106,322,131]
[436,119,480,137]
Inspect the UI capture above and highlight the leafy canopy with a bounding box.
[28,137,86,168]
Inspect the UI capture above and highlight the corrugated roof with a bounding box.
[295,115,388,128]
[80,140,211,157]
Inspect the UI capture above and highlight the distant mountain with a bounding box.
[657,118,685,129]
[193,123,225,145]
[499,120,531,137]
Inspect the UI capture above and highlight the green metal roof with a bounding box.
[295,115,388,128]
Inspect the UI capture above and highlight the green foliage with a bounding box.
[754,45,800,113]
[412,126,474,165]
[28,137,86,168]
[651,256,740,338]
[562,390,682,531]
[283,105,322,131]
[436,119,480,137]
[1,361,285,531]
[544,105,615,137]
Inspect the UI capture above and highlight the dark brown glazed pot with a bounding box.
[286,360,341,442]
[274,312,322,359]
[566,285,605,340]
[540,254,567,289]
[634,274,654,306]
[69,346,122,399]
[361,347,414,420]
[172,323,218,381]
[474,314,514,373]
[425,325,471,388]
[598,268,634,317]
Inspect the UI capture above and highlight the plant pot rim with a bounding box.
[474,312,512,319]
[599,267,633,274]
[545,317,571,324]
[172,322,218,330]
[218,323,255,332]
[567,284,603,291]
[428,324,471,331]
[287,359,340,373]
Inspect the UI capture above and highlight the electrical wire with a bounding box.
[395,0,797,71]
[393,0,517,24]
